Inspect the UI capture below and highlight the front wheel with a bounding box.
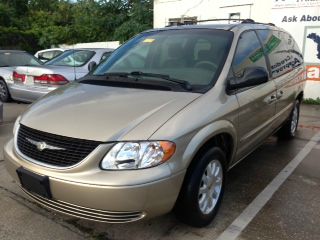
[174,147,226,227]
[278,100,300,139]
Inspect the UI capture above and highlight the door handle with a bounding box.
[267,95,277,104]
[277,90,284,99]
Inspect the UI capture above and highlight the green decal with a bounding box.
[249,35,281,63]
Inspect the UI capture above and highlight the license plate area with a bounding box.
[16,167,52,199]
[24,76,34,85]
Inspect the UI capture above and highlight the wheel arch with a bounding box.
[0,76,12,101]
[182,120,237,171]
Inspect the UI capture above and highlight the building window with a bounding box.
[229,12,241,22]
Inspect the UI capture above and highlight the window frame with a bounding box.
[227,29,271,94]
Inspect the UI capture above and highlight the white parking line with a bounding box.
[215,131,320,240]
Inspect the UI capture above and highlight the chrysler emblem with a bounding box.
[26,138,66,151]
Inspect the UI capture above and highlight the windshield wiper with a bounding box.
[100,71,192,91]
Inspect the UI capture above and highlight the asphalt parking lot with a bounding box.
[0,102,319,240]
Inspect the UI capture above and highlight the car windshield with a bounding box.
[0,52,42,67]
[92,29,233,92]
[45,50,95,67]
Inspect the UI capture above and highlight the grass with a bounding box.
[303,97,320,105]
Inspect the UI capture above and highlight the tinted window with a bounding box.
[45,50,95,67]
[232,30,268,80]
[93,29,233,92]
[0,52,41,67]
[256,30,293,78]
[53,50,63,58]
[289,39,303,67]
[100,52,112,63]
[42,51,54,59]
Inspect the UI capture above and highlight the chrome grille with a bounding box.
[17,124,102,167]
[21,187,145,223]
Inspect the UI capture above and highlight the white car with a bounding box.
[35,48,65,62]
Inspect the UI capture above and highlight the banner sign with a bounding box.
[307,66,320,81]
[272,0,320,9]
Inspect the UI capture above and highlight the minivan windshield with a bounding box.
[46,50,95,67]
[92,29,233,92]
[0,52,42,67]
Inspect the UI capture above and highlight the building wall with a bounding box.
[154,0,272,28]
[154,0,320,99]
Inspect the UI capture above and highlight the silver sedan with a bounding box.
[0,50,43,102]
[10,48,113,102]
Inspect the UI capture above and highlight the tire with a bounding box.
[0,79,11,102]
[278,99,300,139]
[174,147,227,227]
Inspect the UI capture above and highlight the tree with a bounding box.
[0,0,153,51]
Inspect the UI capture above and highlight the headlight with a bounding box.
[13,115,21,135]
[101,141,176,170]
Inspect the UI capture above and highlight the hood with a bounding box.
[15,65,87,81]
[20,83,200,142]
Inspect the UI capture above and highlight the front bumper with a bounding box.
[9,84,56,102]
[4,139,185,222]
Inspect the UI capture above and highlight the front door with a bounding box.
[230,30,277,162]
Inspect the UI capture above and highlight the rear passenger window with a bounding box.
[100,52,112,63]
[53,51,63,58]
[232,30,268,79]
[256,30,293,78]
[290,39,304,67]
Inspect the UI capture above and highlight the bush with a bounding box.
[0,27,40,53]
[303,97,320,105]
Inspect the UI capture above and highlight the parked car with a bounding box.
[4,20,305,227]
[0,50,43,102]
[34,48,65,62]
[11,48,114,102]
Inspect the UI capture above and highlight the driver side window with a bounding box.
[232,31,268,80]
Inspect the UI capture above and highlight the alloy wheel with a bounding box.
[198,159,223,214]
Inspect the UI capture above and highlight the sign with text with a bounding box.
[272,0,320,9]
[307,65,320,81]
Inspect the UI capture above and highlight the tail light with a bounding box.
[13,71,26,82]
[34,74,69,85]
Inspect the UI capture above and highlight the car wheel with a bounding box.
[174,147,226,227]
[0,79,11,102]
[278,99,300,139]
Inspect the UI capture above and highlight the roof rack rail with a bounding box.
[196,18,252,23]
[166,18,276,27]
[241,18,276,26]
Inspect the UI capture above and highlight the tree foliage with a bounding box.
[0,0,153,52]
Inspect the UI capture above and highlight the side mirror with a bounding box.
[227,67,269,91]
[88,61,97,72]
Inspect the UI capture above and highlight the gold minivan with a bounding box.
[4,20,305,227]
